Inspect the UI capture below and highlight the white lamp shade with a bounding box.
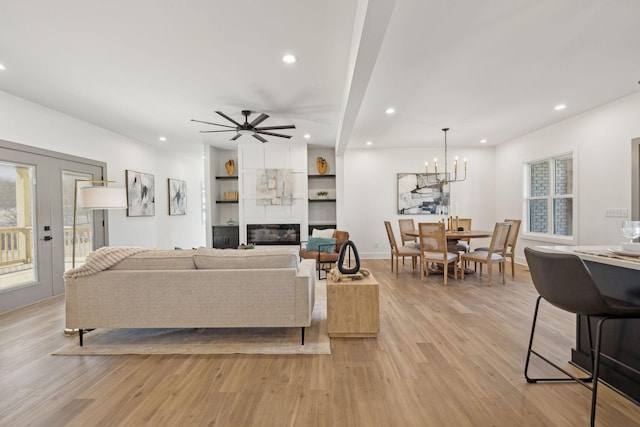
[80,186,127,209]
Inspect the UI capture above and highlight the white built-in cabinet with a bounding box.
[206,144,336,246]
[307,147,337,234]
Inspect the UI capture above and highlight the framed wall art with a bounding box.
[168,178,187,215]
[126,170,155,216]
[397,172,450,215]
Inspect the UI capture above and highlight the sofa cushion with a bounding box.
[193,247,299,269]
[109,249,196,270]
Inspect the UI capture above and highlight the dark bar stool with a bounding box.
[524,247,640,426]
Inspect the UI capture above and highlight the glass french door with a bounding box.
[0,142,106,313]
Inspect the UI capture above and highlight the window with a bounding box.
[525,154,573,238]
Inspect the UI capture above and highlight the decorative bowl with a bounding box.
[621,242,640,253]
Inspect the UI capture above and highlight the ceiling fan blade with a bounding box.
[190,119,236,129]
[249,113,269,127]
[199,129,236,133]
[253,134,268,143]
[230,134,241,141]
[257,130,293,139]
[255,125,296,131]
[215,111,242,126]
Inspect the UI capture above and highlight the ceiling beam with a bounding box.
[334,0,396,156]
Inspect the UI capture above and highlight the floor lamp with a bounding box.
[71,179,127,268]
[65,180,125,336]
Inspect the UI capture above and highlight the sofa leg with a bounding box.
[79,329,84,347]
[301,327,305,345]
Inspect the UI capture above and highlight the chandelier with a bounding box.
[424,128,467,184]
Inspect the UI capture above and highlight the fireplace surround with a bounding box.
[247,223,301,246]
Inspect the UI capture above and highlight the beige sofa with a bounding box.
[64,247,316,346]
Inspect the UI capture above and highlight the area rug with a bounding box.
[53,280,329,356]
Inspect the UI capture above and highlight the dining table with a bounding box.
[405,229,493,275]
[405,229,492,240]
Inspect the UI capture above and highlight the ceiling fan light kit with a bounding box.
[192,110,295,143]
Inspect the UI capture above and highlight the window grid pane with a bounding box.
[554,157,572,196]
[553,198,573,236]
[529,199,548,233]
[530,161,549,197]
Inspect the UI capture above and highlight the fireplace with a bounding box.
[247,223,301,246]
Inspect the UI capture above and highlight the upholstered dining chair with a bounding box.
[384,221,420,274]
[523,247,640,427]
[398,218,416,245]
[475,219,521,278]
[418,222,459,285]
[398,218,418,266]
[503,219,521,277]
[460,222,511,285]
[449,217,473,265]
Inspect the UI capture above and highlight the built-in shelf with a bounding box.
[215,176,238,180]
[308,174,335,179]
[308,172,336,229]
[216,200,238,204]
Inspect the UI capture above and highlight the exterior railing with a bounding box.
[63,225,92,261]
[0,227,32,267]
[0,225,92,267]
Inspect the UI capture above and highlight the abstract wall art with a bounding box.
[126,170,155,216]
[168,178,187,215]
[397,172,450,215]
[256,168,293,205]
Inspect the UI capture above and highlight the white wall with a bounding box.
[341,145,496,258]
[495,91,640,264]
[0,90,206,249]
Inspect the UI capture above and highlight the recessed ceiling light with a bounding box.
[366,141,372,146]
[282,54,297,64]
[0,64,6,71]
[385,107,395,115]
[159,136,167,142]
[480,139,487,144]
[303,133,311,139]
[554,104,566,111]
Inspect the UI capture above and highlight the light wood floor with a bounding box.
[1,260,639,426]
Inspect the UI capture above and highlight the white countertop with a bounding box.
[535,245,640,271]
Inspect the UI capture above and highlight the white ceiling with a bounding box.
[1,0,639,153]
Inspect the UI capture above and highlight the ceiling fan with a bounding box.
[191,110,296,143]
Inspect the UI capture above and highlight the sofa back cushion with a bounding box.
[193,247,299,269]
[109,249,196,270]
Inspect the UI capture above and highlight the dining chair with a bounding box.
[503,219,521,277]
[523,247,640,427]
[398,218,418,266]
[418,222,459,285]
[460,222,511,285]
[398,218,417,245]
[450,216,472,255]
[384,221,420,274]
[475,218,521,277]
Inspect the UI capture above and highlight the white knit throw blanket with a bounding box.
[63,246,147,279]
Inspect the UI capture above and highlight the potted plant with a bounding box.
[316,191,329,199]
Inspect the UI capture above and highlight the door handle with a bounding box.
[43,236,53,241]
